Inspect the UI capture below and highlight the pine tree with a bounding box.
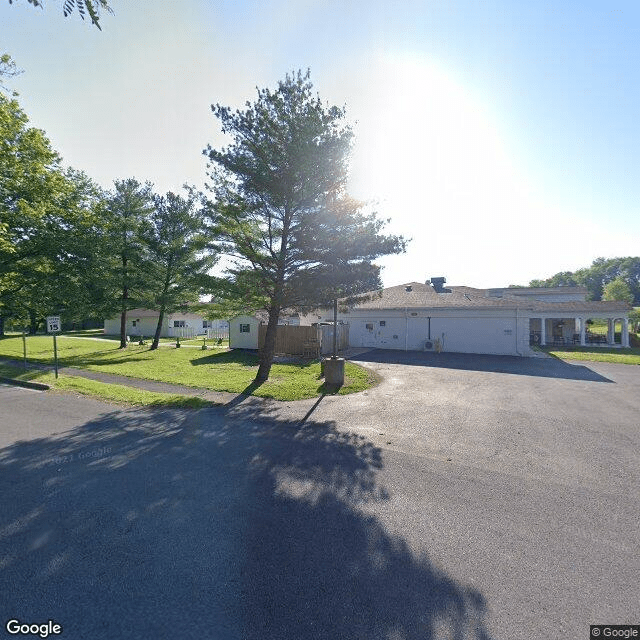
[205,71,405,382]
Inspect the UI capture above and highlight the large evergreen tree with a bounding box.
[204,70,405,382]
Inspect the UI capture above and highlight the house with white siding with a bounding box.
[104,308,229,339]
[305,277,632,356]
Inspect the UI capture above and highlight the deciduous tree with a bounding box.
[141,190,217,350]
[7,0,113,29]
[0,93,105,333]
[104,178,154,348]
[602,277,634,305]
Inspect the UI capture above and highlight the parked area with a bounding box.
[1,352,637,639]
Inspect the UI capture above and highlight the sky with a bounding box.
[2,0,639,288]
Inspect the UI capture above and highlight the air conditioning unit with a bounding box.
[424,337,443,352]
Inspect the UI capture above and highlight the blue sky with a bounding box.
[2,0,639,288]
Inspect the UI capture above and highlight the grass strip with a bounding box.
[0,363,215,408]
[543,346,640,365]
[0,336,377,400]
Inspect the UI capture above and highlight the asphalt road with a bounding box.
[0,352,638,639]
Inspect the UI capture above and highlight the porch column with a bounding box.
[540,317,546,346]
[579,317,586,346]
[622,318,630,348]
[607,318,614,345]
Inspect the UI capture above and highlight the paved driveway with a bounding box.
[0,353,638,639]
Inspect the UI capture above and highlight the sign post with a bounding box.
[22,329,27,370]
[47,316,61,379]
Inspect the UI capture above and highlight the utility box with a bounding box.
[324,357,345,385]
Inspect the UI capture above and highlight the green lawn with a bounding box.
[0,362,214,408]
[542,345,640,365]
[0,335,375,400]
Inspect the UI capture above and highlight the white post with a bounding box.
[607,318,614,345]
[622,318,630,348]
[579,317,586,346]
[540,317,546,346]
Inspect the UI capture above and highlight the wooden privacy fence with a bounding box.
[258,325,321,356]
[258,323,349,356]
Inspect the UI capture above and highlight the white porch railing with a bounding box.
[167,326,229,340]
[204,328,229,341]
[168,326,198,339]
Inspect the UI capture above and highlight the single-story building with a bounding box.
[104,308,229,339]
[303,277,632,357]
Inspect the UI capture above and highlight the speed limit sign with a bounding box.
[47,316,61,333]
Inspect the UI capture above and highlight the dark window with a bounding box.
[174,320,185,328]
[240,324,250,333]
[379,321,386,327]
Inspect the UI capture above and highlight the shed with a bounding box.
[229,315,261,349]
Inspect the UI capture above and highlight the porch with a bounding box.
[529,315,630,348]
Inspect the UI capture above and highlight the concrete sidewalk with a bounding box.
[0,357,239,404]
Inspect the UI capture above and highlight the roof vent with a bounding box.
[405,285,412,292]
[429,276,451,293]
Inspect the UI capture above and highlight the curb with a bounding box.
[0,376,50,391]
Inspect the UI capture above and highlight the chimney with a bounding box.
[429,277,451,293]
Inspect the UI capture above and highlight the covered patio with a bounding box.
[529,314,631,348]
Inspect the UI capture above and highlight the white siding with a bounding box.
[229,315,260,349]
[103,318,120,335]
[104,316,158,337]
[345,309,523,355]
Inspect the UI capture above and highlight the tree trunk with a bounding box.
[119,254,128,348]
[255,305,280,383]
[0,316,4,337]
[29,309,38,335]
[150,305,166,350]
[119,306,127,348]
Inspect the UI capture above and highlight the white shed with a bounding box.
[229,315,261,349]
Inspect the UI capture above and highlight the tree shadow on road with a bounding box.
[348,349,614,383]
[0,400,494,639]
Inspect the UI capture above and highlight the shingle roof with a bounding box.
[344,282,632,313]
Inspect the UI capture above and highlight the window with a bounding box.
[379,321,386,327]
[203,320,213,329]
[132,320,137,327]
[365,323,374,331]
[173,320,185,328]
[240,324,250,333]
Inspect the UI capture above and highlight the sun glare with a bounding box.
[346,53,608,286]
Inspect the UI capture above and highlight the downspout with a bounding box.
[515,307,522,356]
[404,308,408,351]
